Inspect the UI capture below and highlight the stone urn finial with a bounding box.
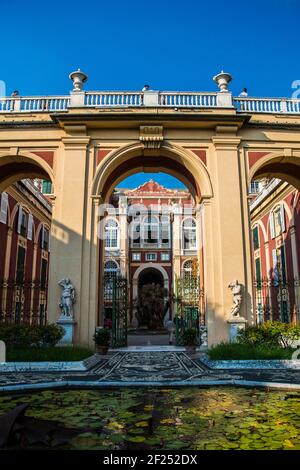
[69,68,88,92]
[213,71,233,92]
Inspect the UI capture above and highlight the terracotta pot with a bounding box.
[185,345,196,355]
[97,345,109,355]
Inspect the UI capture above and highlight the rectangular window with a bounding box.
[16,245,26,284]
[41,258,48,289]
[253,226,260,250]
[41,226,50,250]
[132,252,141,261]
[146,253,157,261]
[0,192,8,224]
[42,180,52,194]
[161,252,170,261]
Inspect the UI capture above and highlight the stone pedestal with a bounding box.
[0,340,6,362]
[57,316,76,346]
[227,316,247,342]
[143,91,159,106]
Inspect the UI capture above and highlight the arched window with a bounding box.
[143,215,159,244]
[182,260,193,278]
[104,260,119,276]
[104,219,119,249]
[104,260,120,299]
[182,218,197,250]
[269,204,286,239]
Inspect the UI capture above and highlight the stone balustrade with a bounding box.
[1,90,300,114]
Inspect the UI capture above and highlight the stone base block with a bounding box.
[227,316,247,342]
[57,317,76,346]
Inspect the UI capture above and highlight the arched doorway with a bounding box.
[91,142,211,346]
[137,267,165,330]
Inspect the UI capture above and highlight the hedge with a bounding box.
[0,324,64,348]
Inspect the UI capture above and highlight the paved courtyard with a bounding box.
[1,352,300,392]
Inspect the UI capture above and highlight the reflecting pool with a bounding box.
[0,387,300,450]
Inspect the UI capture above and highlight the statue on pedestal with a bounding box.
[228,280,243,317]
[58,278,76,318]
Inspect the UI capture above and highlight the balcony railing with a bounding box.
[1,91,300,114]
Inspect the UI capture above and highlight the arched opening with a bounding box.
[138,267,164,288]
[136,267,166,330]
[249,153,300,326]
[0,152,54,326]
[94,143,212,347]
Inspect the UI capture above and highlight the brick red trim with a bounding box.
[33,151,54,169]
[191,149,206,166]
[248,151,269,170]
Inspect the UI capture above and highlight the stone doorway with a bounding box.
[129,267,170,346]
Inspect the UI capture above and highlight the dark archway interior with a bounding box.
[0,162,51,190]
[102,155,200,201]
[253,162,300,191]
[138,268,164,288]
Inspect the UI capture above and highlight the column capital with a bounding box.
[91,195,104,206]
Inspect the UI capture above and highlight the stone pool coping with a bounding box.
[0,354,101,372]
[1,379,300,393]
[200,354,300,369]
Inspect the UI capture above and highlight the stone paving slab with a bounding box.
[0,352,300,393]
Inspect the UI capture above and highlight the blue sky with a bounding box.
[1,0,299,188]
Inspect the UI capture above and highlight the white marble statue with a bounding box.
[59,278,76,318]
[228,280,243,317]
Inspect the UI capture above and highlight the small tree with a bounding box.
[136,283,167,329]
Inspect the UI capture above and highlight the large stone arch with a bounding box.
[0,151,54,192]
[92,142,213,202]
[248,151,300,190]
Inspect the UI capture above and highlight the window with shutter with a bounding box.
[16,245,26,284]
[255,258,261,285]
[17,205,23,234]
[269,213,275,239]
[280,204,286,233]
[0,192,8,224]
[27,214,34,240]
[253,226,259,250]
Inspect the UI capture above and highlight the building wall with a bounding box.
[250,180,300,323]
[103,181,200,326]
[0,180,51,324]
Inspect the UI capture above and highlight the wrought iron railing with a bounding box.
[253,277,300,323]
[174,275,204,345]
[0,279,48,325]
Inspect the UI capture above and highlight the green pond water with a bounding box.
[0,387,300,450]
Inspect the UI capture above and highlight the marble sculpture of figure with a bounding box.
[59,278,76,318]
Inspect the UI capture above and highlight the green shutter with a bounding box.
[253,226,259,250]
[42,180,52,194]
[255,258,261,285]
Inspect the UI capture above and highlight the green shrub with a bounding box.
[7,346,93,362]
[93,327,111,346]
[182,328,198,346]
[0,324,64,348]
[208,342,294,360]
[237,321,300,348]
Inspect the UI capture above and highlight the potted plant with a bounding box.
[93,327,111,355]
[182,328,198,354]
